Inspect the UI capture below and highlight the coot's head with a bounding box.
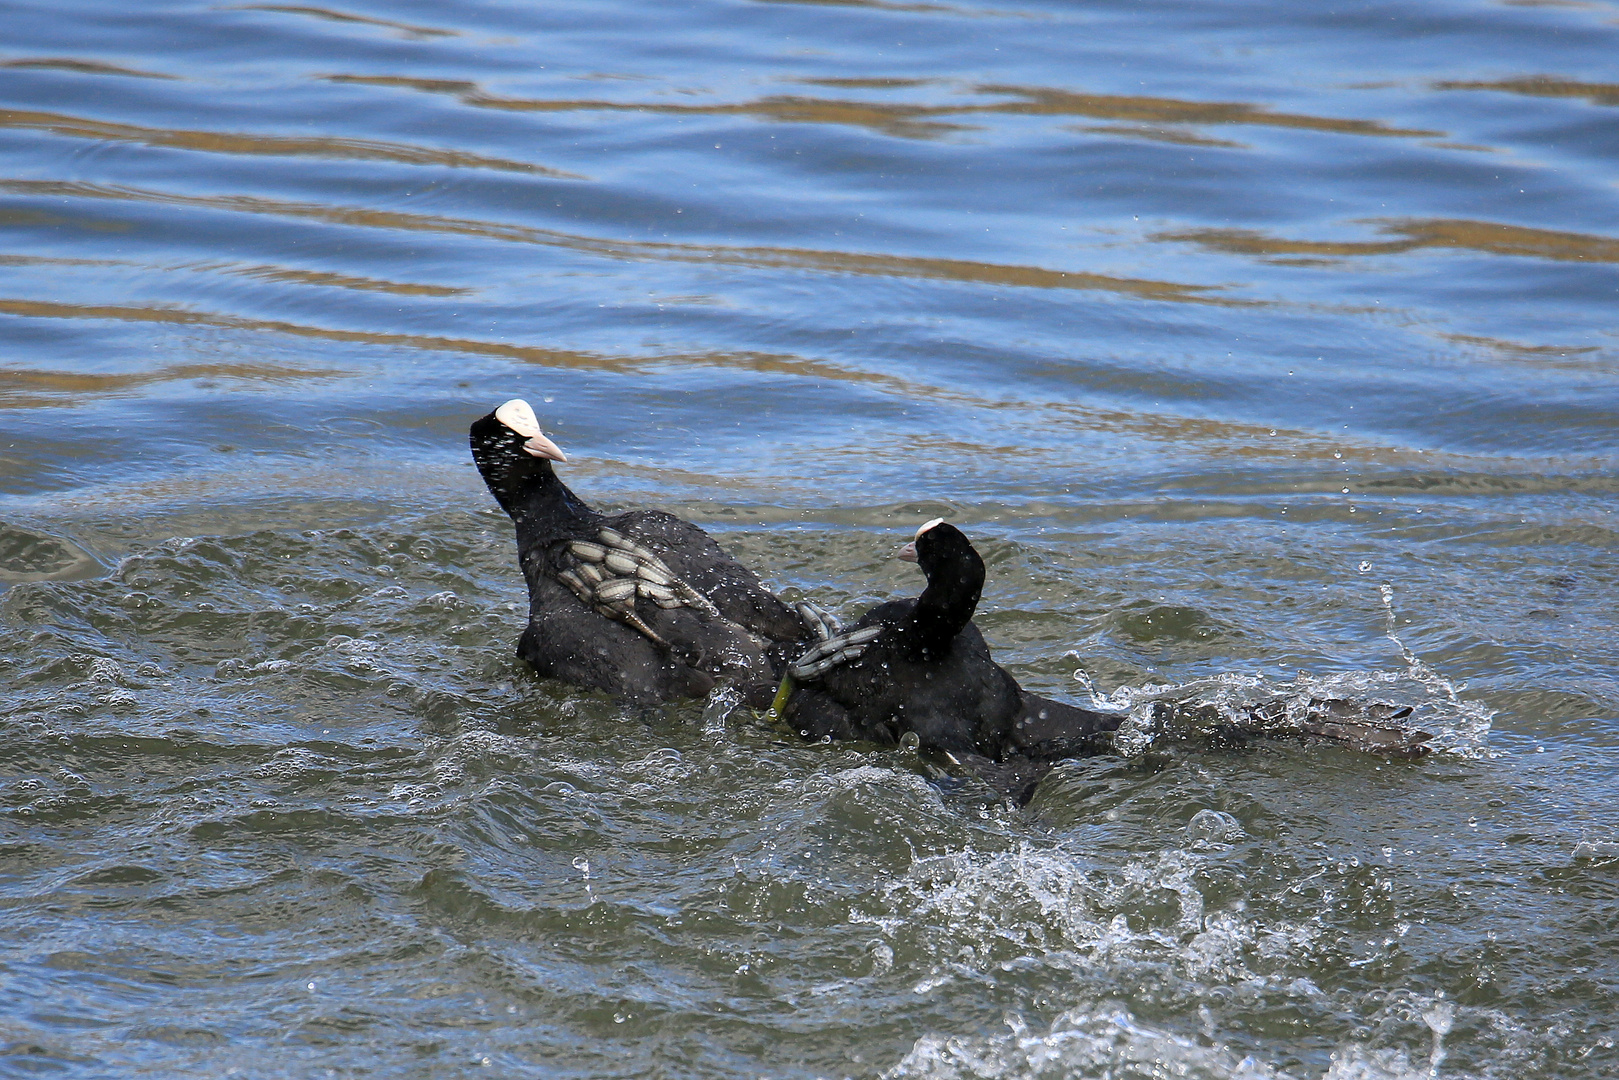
[469,398,569,515]
[897,518,978,575]
[897,518,985,635]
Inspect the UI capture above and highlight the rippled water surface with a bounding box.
[3,0,1617,1076]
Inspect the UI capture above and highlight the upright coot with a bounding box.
[779,519,1430,801]
[470,399,828,705]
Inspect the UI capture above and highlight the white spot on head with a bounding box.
[494,398,542,438]
[915,517,946,539]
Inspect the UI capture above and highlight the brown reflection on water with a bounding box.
[750,0,999,14]
[1443,333,1614,372]
[204,262,470,297]
[2,58,178,80]
[0,355,351,407]
[1068,124,1245,148]
[0,296,1295,428]
[0,298,599,381]
[0,297,947,402]
[0,254,123,268]
[322,77,967,139]
[0,207,129,232]
[1437,76,1619,105]
[1,179,1233,304]
[0,109,574,176]
[603,240,1237,304]
[800,78,933,89]
[323,76,1439,142]
[0,302,1582,482]
[754,0,971,12]
[1158,219,1619,263]
[0,252,464,296]
[223,4,456,39]
[971,86,1442,137]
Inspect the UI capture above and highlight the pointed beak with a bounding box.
[897,541,918,563]
[522,432,568,462]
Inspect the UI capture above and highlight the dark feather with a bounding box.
[471,402,816,705]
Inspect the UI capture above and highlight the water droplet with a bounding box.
[1358,561,1372,573]
[1423,1000,1455,1036]
[571,856,591,880]
[899,731,920,751]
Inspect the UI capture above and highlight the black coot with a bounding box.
[778,519,1123,798]
[780,520,1430,802]
[470,399,827,705]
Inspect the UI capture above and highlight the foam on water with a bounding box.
[884,999,1485,1080]
[868,837,1529,1080]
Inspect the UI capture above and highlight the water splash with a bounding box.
[1071,584,1493,759]
[885,1005,1292,1080]
[885,1002,1470,1080]
[1422,998,1454,1078]
[700,683,744,737]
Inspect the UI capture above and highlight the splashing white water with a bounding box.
[1069,582,1492,758]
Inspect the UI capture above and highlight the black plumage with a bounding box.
[780,520,1430,802]
[780,520,1122,797]
[470,399,817,705]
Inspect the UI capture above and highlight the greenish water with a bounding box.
[2,0,1616,1076]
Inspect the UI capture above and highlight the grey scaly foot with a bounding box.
[794,600,843,642]
[555,526,722,650]
[789,624,885,680]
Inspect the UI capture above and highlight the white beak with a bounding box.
[522,432,567,462]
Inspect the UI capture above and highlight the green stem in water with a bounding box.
[766,673,794,721]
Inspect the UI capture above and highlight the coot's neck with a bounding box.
[906,540,984,659]
[470,419,599,533]
[502,456,596,530]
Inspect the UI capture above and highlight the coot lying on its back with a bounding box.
[470,399,829,705]
[779,519,1431,802]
